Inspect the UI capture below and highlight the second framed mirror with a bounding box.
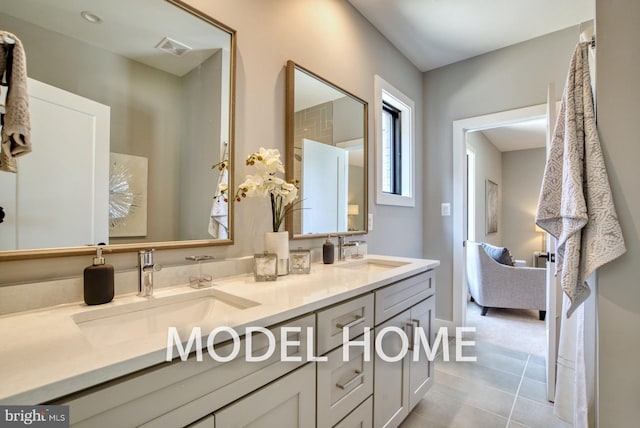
[285,61,368,239]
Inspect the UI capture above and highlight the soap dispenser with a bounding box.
[84,245,114,305]
[323,235,335,264]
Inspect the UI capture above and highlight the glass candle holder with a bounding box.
[351,240,367,259]
[253,252,278,281]
[290,248,311,274]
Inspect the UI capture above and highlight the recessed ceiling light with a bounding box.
[80,11,102,24]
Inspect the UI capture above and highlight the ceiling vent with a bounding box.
[155,37,192,56]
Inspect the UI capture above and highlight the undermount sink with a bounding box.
[334,258,409,272]
[72,288,260,347]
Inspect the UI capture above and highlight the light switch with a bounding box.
[368,213,374,231]
[441,203,451,216]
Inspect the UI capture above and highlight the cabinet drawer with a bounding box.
[334,396,373,428]
[375,270,434,325]
[317,293,374,355]
[56,315,314,428]
[317,334,373,428]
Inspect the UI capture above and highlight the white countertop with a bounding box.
[0,255,439,404]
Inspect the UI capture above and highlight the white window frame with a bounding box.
[374,75,415,207]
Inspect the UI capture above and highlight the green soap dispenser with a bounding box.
[84,246,114,305]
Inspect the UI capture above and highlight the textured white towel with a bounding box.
[536,42,626,317]
[0,31,31,173]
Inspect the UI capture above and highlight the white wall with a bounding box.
[595,0,640,425]
[0,0,424,287]
[502,148,546,264]
[423,26,579,320]
[466,131,502,247]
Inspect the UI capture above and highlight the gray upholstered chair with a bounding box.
[466,242,547,320]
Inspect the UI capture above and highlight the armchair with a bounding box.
[466,242,546,320]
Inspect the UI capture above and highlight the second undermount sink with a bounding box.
[334,257,410,273]
[72,288,260,347]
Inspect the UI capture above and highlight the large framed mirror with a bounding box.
[285,61,368,239]
[0,0,235,260]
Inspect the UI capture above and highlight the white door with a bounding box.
[302,138,348,234]
[544,83,563,402]
[0,78,110,250]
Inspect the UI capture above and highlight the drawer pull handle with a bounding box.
[336,315,365,330]
[336,369,364,390]
[406,321,418,351]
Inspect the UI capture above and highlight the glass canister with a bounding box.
[351,240,367,259]
[290,248,311,274]
[253,252,278,281]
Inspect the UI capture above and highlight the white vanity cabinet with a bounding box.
[40,264,437,428]
[373,270,436,428]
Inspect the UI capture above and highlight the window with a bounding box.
[382,102,402,194]
[375,75,415,207]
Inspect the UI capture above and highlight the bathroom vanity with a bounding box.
[0,255,438,428]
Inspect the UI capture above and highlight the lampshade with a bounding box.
[348,204,360,216]
[535,224,545,233]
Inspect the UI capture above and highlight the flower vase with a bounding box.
[264,231,289,276]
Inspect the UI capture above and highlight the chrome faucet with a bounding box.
[337,236,346,261]
[138,249,161,297]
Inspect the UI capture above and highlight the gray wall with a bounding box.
[0,0,423,284]
[595,0,640,425]
[179,51,223,240]
[502,148,546,264]
[210,0,424,259]
[333,96,364,143]
[466,131,502,247]
[423,26,579,320]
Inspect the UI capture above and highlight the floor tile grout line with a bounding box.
[506,353,530,426]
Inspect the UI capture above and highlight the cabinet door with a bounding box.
[373,309,411,428]
[408,296,435,411]
[214,363,315,428]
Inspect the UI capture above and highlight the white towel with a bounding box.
[0,31,31,173]
[535,42,626,317]
[208,168,228,239]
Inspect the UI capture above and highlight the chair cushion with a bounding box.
[481,242,515,266]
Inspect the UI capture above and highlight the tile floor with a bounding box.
[400,339,572,428]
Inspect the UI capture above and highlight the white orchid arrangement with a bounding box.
[213,147,299,232]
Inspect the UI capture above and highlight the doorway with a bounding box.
[464,120,548,356]
[452,103,547,329]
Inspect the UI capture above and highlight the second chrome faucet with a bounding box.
[138,249,161,297]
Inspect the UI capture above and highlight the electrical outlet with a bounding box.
[368,213,373,231]
[441,203,451,216]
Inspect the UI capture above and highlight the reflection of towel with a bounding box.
[535,42,626,317]
[0,32,31,173]
[208,168,228,239]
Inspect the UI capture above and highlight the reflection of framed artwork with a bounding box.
[109,153,148,237]
[486,179,498,234]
